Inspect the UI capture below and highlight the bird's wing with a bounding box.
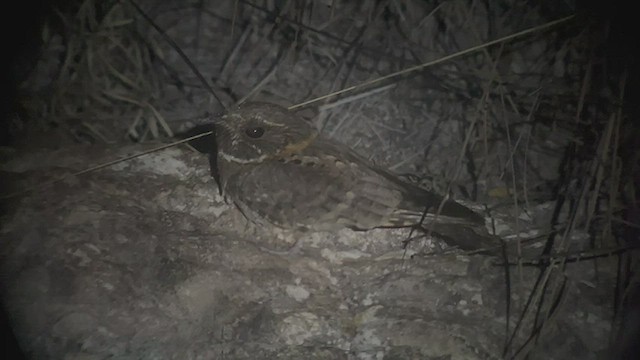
[226,136,498,250]
[225,145,405,231]
[307,138,486,227]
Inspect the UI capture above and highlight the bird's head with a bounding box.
[214,102,318,164]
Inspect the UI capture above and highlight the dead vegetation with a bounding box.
[12,0,639,358]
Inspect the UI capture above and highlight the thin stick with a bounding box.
[126,0,227,109]
[3,15,575,200]
[288,15,575,110]
[0,132,213,200]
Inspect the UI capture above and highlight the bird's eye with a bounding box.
[245,127,265,138]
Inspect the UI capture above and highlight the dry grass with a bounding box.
[16,0,639,357]
[21,0,174,142]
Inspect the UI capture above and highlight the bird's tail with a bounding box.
[390,193,500,252]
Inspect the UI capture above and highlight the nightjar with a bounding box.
[214,102,496,250]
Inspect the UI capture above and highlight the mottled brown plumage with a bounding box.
[214,102,495,250]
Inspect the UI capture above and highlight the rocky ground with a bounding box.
[0,145,614,359]
[3,1,635,359]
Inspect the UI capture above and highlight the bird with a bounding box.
[213,102,497,251]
